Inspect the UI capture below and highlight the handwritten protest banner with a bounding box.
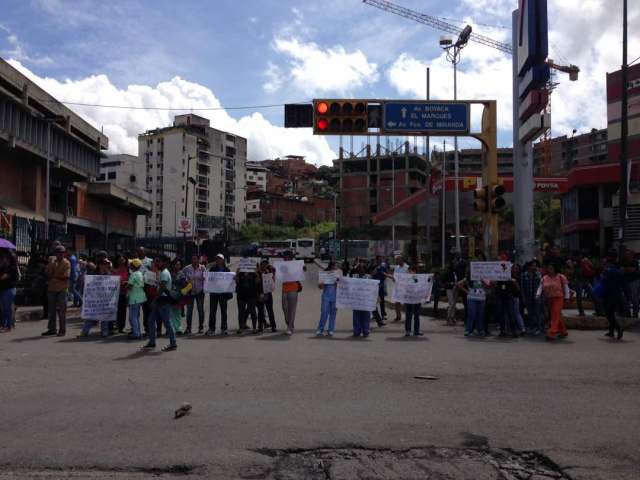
[393,273,433,304]
[203,272,236,293]
[470,261,512,281]
[261,273,275,294]
[81,275,120,321]
[336,276,379,311]
[318,271,340,285]
[143,270,158,286]
[238,257,260,273]
[273,260,305,283]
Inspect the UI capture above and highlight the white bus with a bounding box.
[258,239,295,258]
[295,238,315,262]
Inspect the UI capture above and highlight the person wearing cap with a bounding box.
[126,258,146,339]
[207,254,231,336]
[280,250,305,335]
[42,245,71,337]
[182,254,206,334]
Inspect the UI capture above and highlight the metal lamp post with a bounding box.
[440,25,472,255]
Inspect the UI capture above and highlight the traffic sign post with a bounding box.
[283,98,501,258]
[382,102,470,134]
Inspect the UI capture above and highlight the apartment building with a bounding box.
[246,161,268,191]
[138,114,246,238]
[99,154,148,198]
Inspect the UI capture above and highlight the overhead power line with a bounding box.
[32,98,311,111]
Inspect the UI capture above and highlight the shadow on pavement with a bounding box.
[112,350,163,361]
[386,336,429,342]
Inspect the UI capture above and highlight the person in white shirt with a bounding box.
[389,255,409,323]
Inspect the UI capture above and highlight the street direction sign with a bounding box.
[382,102,469,134]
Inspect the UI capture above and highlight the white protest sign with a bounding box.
[81,275,120,322]
[393,273,433,304]
[143,270,158,286]
[318,271,340,285]
[238,257,260,273]
[273,260,305,283]
[336,276,379,312]
[261,273,275,294]
[470,261,512,281]
[203,272,236,293]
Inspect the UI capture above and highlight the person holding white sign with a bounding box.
[279,251,306,335]
[350,260,372,337]
[78,259,115,338]
[206,254,231,336]
[315,261,339,337]
[457,274,490,337]
[400,265,425,337]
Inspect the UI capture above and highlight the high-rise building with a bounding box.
[138,114,246,238]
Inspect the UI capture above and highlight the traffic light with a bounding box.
[491,184,506,212]
[313,100,368,135]
[473,186,489,212]
[284,104,313,128]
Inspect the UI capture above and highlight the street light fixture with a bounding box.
[440,24,472,255]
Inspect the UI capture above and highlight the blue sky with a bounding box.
[1,0,638,164]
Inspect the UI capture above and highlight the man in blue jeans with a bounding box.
[142,255,177,352]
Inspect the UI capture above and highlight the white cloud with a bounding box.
[7,60,336,165]
[269,37,379,95]
[1,24,53,66]
[442,0,640,140]
[387,47,514,133]
[263,62,284,94]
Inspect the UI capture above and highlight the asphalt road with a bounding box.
[0,262,638,479]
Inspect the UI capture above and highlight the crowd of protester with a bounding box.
[0,242,635,347]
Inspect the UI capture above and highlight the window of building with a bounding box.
[98,173,105,181]
[107,171,116,180]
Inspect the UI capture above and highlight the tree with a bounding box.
[534,197,561,245]
[316,165,337,186]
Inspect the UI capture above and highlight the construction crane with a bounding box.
[362,0,579,76]
[362,0,512,54]
[363,0,580,176]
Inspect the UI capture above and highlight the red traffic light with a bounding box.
[317,118,329,131]
[316,102,328,114]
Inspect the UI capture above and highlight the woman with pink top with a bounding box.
[536,262,570,341]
